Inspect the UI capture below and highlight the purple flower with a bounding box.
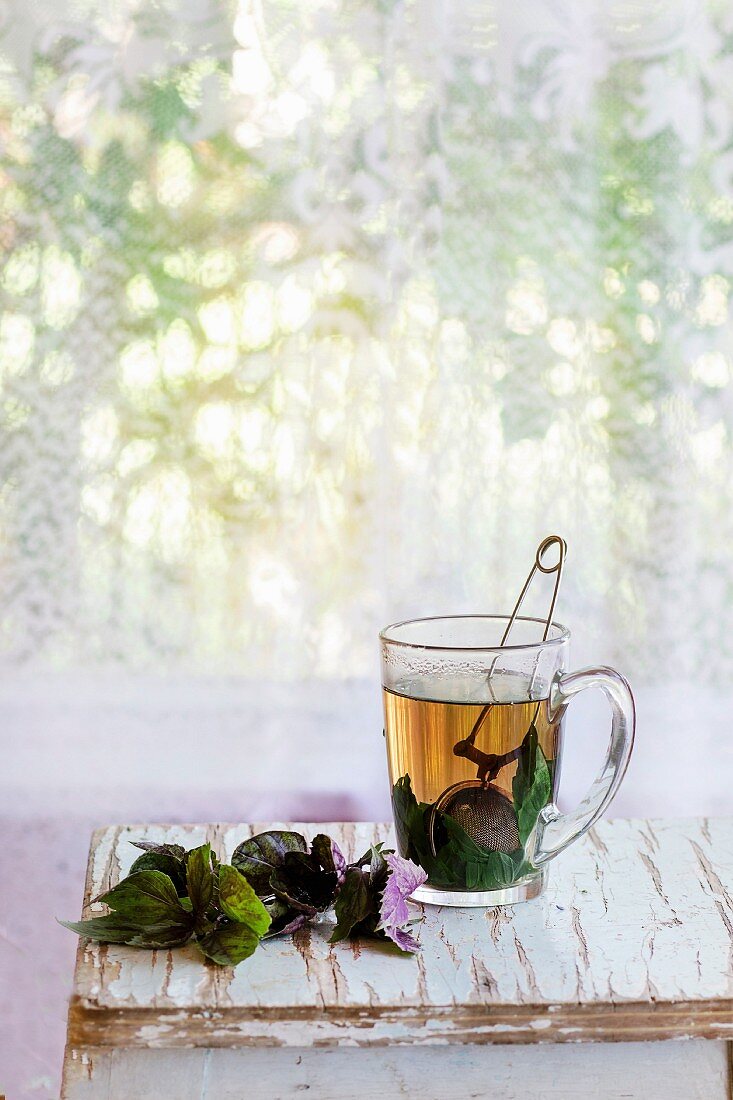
[379,853,427,952]
[332,840,347,884]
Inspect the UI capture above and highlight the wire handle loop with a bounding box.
[500,534,567,646]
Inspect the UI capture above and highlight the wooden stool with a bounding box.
[62,819,733,1099]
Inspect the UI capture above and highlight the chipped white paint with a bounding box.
[61,1040,730,1100]
[62,818,733,1098]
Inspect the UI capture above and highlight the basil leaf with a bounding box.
[463,851,518,891]
[197,922,260,966]
[352,841,387,869]
[368,844,388,888]
[391,775,463,888]
[270,851,338,913]
[512,724,552,845]
[262,897,308,938]
[97,870,191,925]
[59,914,193,948]
[310,833,337,875]
[367,929,420,955]
[59,915,150,944]
[441,814,485,859]
[124,921,195,948]
[131,841,186,860]
[329,868,373,944]
[129,851,187,895]
[186,843,214,921]
[232,831,307,895]
[218,864,271,937]
[391,775,427,863]
[442,814,524,890]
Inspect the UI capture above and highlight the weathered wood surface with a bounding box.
[62,1040,731,1100]
[66,818,733,1050]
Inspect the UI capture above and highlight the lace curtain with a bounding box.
[1,0,732,681]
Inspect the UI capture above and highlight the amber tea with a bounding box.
[381,610,635,906]
[384,677,562,894]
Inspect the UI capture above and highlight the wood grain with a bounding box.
[66,818,733,1049]
[61,1041,731,1100]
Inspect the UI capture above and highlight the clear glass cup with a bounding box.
[380,615,635,906]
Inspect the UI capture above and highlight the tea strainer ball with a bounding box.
[430,780,520,855]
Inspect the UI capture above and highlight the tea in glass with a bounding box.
[380,614,635,906]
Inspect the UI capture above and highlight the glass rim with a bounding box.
[379,613,570,653]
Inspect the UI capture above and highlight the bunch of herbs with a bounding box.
[61,831,427,965]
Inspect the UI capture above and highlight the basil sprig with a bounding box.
[61,841,271,965]
[61,831,427,965]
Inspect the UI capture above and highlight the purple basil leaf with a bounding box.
[264,911,308,938]
[332,840,347,883]
[261,897,311,937]
[311,833,338,875]
[231,831,307,896]
[130,841,187,861]
[270,850,337,913]
[128,850,187,895]
[379,854,427,931]
[384,924,422,954]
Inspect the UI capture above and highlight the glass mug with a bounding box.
[380,615,635,906]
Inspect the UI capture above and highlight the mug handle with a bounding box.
[526,666,636,867]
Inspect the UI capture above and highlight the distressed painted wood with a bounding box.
[62,818,733,1097]
[65,818,733,1048]
[62,1040,730,1100]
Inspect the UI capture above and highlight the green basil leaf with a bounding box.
[442,814,524,889]
[352,840,388,869]
[197,922,260,966]
[463,851,518,891]
[329,867,373,944]
[231,831,307,895]
[185,843,214,921]
[441,814,485,859]
[124,921,195,948]
[512,724,552,845]
[59,915,150,944]
[391,775,463,888]
[97,870,190,925]
[395,777,449,875]
[368,844,389,889]
[218,864,271,936]
[391,775,427,863]
[59,914,193,948]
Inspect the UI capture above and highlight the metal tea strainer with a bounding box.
[428,535,567,857]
